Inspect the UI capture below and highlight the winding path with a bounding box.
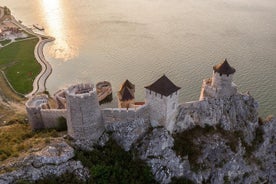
[10,18,55,98]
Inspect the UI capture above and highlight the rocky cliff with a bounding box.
[0,92,275,184]
[0,140,89,184]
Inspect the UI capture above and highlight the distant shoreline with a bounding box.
[0,6,55,97]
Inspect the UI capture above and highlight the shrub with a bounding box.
[74,139,157,184]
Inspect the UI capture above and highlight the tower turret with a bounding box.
[65,83,104,142]
[145,75,180,132]
[200,59,237,100]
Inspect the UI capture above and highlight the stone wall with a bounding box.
[25,95,48,130]
[102,104,149,124]
[40,109,67,129]
[26,107,44,130]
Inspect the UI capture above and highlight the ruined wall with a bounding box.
[40,109,67,129]
[102,104,149,124]
[26,107,44,130]
[25,95,48,130]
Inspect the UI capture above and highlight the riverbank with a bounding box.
[10,17,55,97]
[0,6,54,98]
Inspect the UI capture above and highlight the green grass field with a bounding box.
[0,38,41,94]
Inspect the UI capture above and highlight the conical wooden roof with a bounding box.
[118,79,135,101]
[213,59,236,75]
[120,87,134,101]
[145,75,181,96]
[120,79,135,91]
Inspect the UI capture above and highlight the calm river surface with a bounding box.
[2,0,275,117]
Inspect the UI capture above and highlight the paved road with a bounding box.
[10,18,55,97]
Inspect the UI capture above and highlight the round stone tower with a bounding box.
[212,59,235,87]
[65,83,104,142]
[200,59,237,100]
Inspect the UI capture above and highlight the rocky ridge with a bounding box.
[0,141,89,184]
[0,92,275,184]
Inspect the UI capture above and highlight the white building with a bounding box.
[200,59,237,100]
[145,75,181,132]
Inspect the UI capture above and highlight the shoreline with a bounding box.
[9,16,55,97]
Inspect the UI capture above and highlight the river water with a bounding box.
[2,0,275,117]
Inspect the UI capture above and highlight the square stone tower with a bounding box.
[145,75,181,132]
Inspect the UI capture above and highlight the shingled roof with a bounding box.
[119,87,134,101]
[213,59,236,75]
[118,80,135,101]
[145,75,181,96]
[120,79,135,91]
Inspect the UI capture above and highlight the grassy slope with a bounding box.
[0,38,41,94]
[0,122,60,163]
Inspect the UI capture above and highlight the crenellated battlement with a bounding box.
[25,59,239,144]
[102,104,149,124]
[66,83,96,98]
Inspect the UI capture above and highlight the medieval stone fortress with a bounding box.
[26,59,242,143]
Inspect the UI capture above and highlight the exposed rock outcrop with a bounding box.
[175,93,258,143]
[136,127,189,184]
[105,118,150,151]
[1,92,274,184]
[172,115,276,184]
[0,141,89,184]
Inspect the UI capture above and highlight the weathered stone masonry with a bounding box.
[26,59,241,145]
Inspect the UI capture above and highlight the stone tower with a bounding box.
[25,95,48,130]
[65,83,104,141]
[145,75,181,132]
[200,59,237,100]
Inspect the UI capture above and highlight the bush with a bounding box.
[74,139,157,184]
[173,125,240,171]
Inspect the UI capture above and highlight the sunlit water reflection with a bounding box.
[2,0,275,117]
